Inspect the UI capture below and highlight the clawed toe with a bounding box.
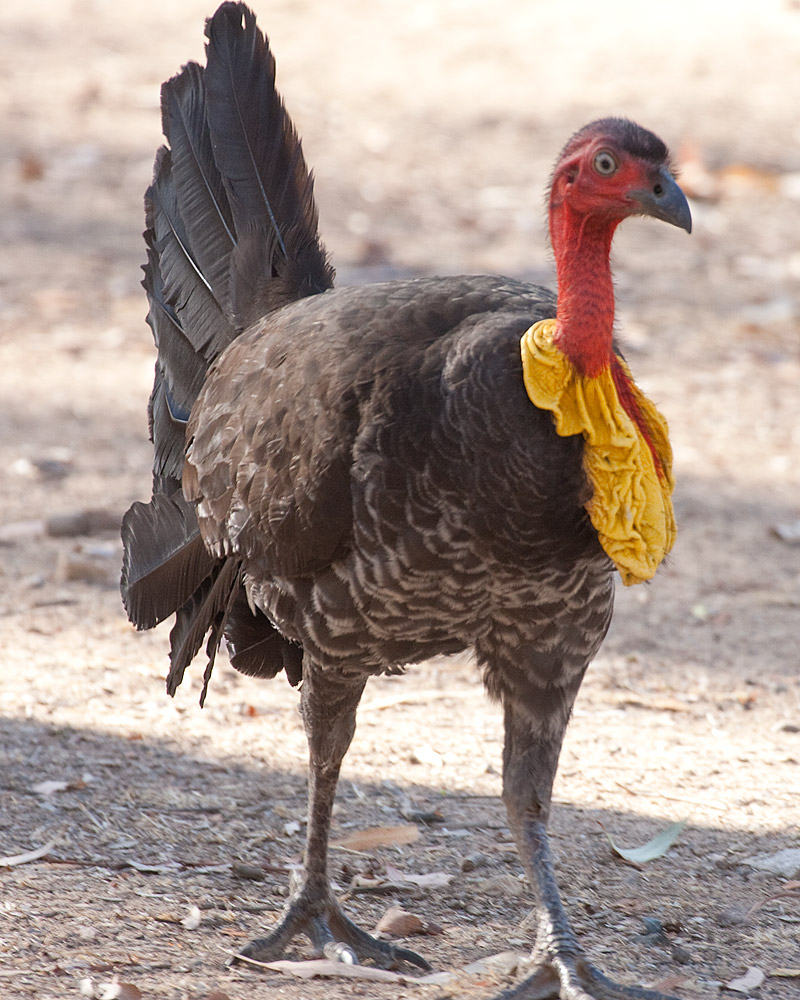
[328,905,431,970]
[231,892,430,972]
[494,953,680,1000]
[497,963,562,999]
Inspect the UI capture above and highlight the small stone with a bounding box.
[746,847,800,877]
[410,745,443,768]
[231,862,266,882]
[461,851,489,872]
[671,943,692,965]
[717,906,749,927]
[181,905,202,930]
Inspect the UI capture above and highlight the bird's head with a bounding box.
[549,117,692,236]
[546,118,691,377]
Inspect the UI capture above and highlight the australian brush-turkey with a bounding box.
[121,3,692,997]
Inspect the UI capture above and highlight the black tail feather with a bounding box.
[166,557,240,701]
[148,367,192,486]
[160,60,237,301]
[124,1,332,697]
[145,147,236,365]
[224,588,304,686]
[121,492,216,630]
[204,1,334,326]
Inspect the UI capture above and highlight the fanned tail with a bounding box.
[121,1,329,698]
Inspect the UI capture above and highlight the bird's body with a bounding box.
[122,4,691,997]
[188,274,610,695]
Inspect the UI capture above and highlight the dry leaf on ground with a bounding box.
[375,905,444,937]
[745,849,800,877]
[235,956,416,983]
[332,824,419,851]
[32,779,71,795]
[0,833,61,867]
[600,819,687,864]
[384,864,454,888]
[726,966,766,993]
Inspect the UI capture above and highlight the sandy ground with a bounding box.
[1,1,799,998]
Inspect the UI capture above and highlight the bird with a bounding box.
[120,3,691,998]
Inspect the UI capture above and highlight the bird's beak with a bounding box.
[629,166,692,234]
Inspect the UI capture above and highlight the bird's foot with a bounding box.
[495,949,680,1000]
[231,888,431,971]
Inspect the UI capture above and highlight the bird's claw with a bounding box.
[230,892,431,972]
[495,952,680,1000]
[327,904,431,970]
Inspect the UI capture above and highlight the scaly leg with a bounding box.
[234,662,430,970]
[495,700,679,1000]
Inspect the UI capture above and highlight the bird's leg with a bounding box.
[234,662,430,971]
[494,700,679,1000]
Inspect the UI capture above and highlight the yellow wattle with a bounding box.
[520,318,676,586]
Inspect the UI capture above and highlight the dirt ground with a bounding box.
[1,1,799,998]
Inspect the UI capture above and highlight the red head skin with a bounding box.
[548,126,671,378]
[547,120,687,476]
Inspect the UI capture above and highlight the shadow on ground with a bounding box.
[1,707,797,1000]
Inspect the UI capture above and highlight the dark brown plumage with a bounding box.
[121,4,691,997]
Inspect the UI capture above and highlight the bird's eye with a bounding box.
[593,150,618,176]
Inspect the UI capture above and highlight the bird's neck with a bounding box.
[550,204,619,378]
[547,201,667,478]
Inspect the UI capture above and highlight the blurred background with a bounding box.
[0,1,798,998]
[1,0,799,525]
